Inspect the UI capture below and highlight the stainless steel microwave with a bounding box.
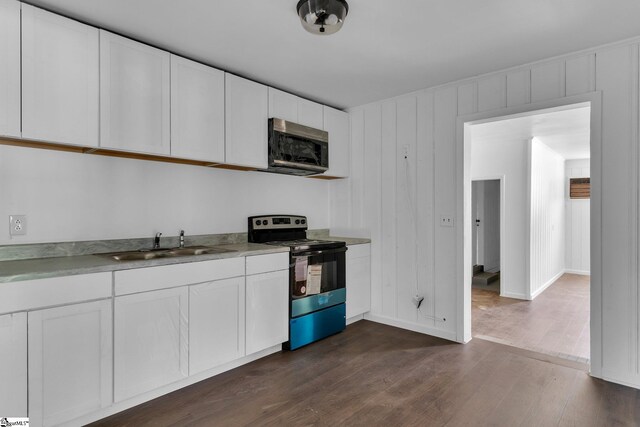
[265,118,329,176]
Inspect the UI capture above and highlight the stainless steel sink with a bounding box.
[105,246,235,261]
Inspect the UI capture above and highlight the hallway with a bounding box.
[472,273,590,363]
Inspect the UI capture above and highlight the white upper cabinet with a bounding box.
[100,30,170,155]
[0,0,20,138]
[0,312,27,417]
[268,87,324,129]
[22,5,99,147]
[298,98,324,129]
[225,73,268,169]
[268,88,298,123]
[323,106,350,177]
[28,300,112,427]
[170,55,225,163]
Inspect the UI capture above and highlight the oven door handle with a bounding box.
[291,247,348,258]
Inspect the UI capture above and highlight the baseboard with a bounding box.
[530,270,564,299]
[364,313,458,342]
[564,269,591,276]
[599,368,640,390]
[500,291,528,300]
[346,313,365,325]
[65,344,283,427]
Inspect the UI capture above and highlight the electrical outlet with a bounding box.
[439,215,454,228]
[9,215,27,236]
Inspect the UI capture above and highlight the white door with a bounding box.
[0,0,20,138]
[170,55,225,163]
[114,287,188,402]
[472,181,479,266]
[225,73,268,169]
[190,277,245,375]
[0,312,27,417]
[22,4,99,147]
[246,270,288,354]
[100,30,170,155]
[298,98,324,129]
[323,106,350,177]
[28,300,112,427]
[346,244,371,318]
[268,87,298,122]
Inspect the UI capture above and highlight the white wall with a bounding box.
[471,139,527,298]
[565,159,591,274]
[336,38,640,389]
[530,138,565,298]
[0,145,329,244]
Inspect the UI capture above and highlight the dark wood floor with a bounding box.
[473,274,590,362]
[91,320,639,427]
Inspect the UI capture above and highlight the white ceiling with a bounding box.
[26,0,640,109]
[470,106,591,160]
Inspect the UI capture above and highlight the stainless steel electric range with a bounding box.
[248,215,347,350]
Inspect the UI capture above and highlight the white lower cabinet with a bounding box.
[189,277,245,375]
[114,287,189,402]
[246,269,289,355]
[0,312,27,417]
[28,300,112,427]
[346,244,371,318]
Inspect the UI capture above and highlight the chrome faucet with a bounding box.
[179,230,185,248]
[153,232,162,249]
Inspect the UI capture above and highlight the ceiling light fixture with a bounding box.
[296,0,349,35]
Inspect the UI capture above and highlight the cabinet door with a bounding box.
[190,277,245,375]
[28,300,112,427]
[346,244,371,318]
[323,106,350,177]
[100,30,170,155]
[268,87,298,122]
[298,98,324,129]
[225,73,268,169]
[170,55,225,163]
[0,0,20,138]
[22,5,99,147]
[0,312,27,417]
[114,287,188,402]
[246,270,288,354]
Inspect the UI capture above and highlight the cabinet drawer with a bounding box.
[347,243,370,259]
[115,257,244,296]
[246,252,289,276]
[0,273,111,315]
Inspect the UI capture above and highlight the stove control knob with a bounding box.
[295,219,300,224]
[301,219,306,224]
[263,219,269,225]
[256,220,262,226]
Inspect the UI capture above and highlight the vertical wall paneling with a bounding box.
[380,101,397,318]
[529,139,565,298]
[531,61,566,102]
[506,69,531,107]
[417,91,436,324]
[596,44,636,376]
[566,54,596,96]
[396,96,418,322]
[363,104,383,314]
[478,75,507,112]
[349,109,365,229]
[434,86,458,332]
[457,82,477,116]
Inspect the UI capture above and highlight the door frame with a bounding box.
[455,92,602,377]
[471,176,506,297]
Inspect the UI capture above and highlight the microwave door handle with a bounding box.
[292,247,348,258]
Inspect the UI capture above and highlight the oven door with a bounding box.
[290,246,346,318]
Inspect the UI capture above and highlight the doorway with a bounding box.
[458,94,600,368]
[471,178,503,295]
